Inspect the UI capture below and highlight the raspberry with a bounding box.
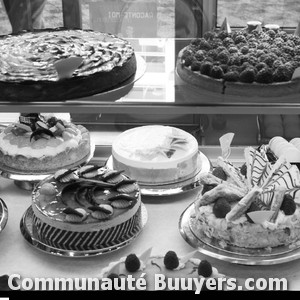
[240,163,247,177]
[163,251,179,270]
[198,260,213,277]
[213,198,231,218]
[212,167,227,180]
[280,194,296,216]
[125,254,140,272]
[201,184,217,195]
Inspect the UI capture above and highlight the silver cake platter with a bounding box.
[0,198,8,233]
[20,204,148,258]
[179,203,300,265]
[106,151,212,196]
[0,142,95,190]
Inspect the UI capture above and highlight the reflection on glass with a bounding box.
[217,0,300,28]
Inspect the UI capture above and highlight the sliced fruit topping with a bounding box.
[63,207,84,217]
[246,210,274,224]
[30,128,55,142]
[102,169,124,183]
[280,194,297,216]
[213,198,231,218]
[125,254,141,273]
[198,260,213,278]
[54,169,78,182]
[115,179,138,193]
[107,193,136,202]
[89,204,113,220]
[110,200,132,209]
[39,182,57,196]
[163,251,179,270]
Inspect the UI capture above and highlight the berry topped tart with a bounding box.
[192,146,300,250]
[177,19,300,98]
[0,113,91,174]
[99,248,225,291]
[30,165,143,252]
[0,29,137,102]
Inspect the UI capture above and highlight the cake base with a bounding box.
[20,204,148,257]
[179,203,300,265]
[176,49,300,104]
[107,151,212,196]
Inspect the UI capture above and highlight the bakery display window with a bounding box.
[1,1,300,292]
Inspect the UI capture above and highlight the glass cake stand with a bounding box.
[0,142,95,190]
[179,203,300,265]
[106,151,212,196]
[20,204,148,258]
[64,54,146,103]
[0,198,8,233]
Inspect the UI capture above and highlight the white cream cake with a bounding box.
[112,125,200,185]
[0,113,91,174]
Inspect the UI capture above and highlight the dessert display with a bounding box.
[0,29,137,102]
[177,20,300,98]
[112,125,200,185]
[0,113,91,174]
[100,248,225,291]
[31,165,143,251]
[193,146,300,250]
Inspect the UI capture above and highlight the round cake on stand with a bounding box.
[0,113,93,190]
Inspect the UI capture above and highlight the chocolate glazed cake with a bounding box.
[31,165,143,251]
[0,28,137,102]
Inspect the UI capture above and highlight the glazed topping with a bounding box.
[8,114,80,143]
[0,29,135,82]
[35,165,139,224]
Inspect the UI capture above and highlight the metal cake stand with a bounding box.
[179,203,300,265]
[106,151,212,196]
[20,204,148,258]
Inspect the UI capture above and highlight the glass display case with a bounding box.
[1,1,300,291]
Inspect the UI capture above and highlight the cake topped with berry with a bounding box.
[177,20,300,98]
[193,146,300,250]
[31,165,143,251]
[99,248,225,291]
[0,113,91,174]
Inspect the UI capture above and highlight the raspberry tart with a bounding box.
[177,21,300,99]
